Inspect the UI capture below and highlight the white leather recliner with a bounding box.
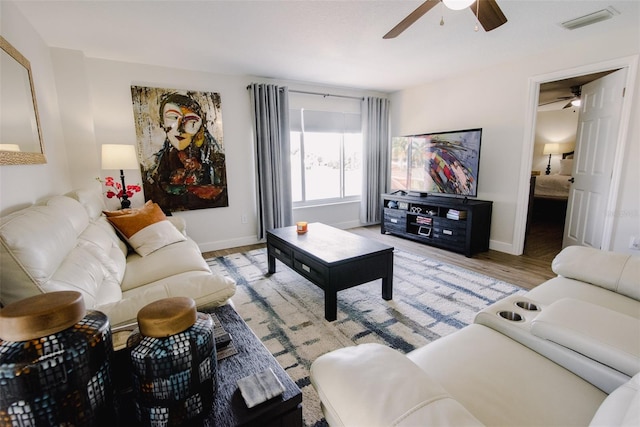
[311,246,640,426]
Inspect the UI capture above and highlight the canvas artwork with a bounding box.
[131,85,228,212]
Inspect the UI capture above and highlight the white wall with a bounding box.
[390,66,525,252]
[0,1,71,214]
[533,109,578,174]
[390,23,640,254]
[51,48,100,190]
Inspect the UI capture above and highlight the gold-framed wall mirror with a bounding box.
[0,35,46,165]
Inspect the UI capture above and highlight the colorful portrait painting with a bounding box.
[131,86,228,211]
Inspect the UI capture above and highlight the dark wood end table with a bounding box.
[266,223,394,321]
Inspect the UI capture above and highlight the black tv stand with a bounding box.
[381,193,492,257]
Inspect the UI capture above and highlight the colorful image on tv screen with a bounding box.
[415,129,481,196]
[391,128,482,197]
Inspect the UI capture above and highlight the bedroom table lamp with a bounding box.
[101,144,139,209]
[543,143,563,175]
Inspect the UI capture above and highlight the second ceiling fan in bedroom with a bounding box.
[383,0,508,39]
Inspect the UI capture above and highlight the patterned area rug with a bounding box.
[206,248,525,427]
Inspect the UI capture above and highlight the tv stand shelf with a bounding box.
[381,192,492,257]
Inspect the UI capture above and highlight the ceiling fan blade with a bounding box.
[538,97,572,107]
[470,0,507,32]
[383,0,440,39]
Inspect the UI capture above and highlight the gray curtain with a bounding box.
[360,97,391,225]
[248,83,293,240]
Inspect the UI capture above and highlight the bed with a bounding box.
[534,174,572,200]
[527,152,573,227]
[533,151,574,201]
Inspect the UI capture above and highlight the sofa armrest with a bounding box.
[531,298,640,377]
[166,216,187,236]
[310,343,483,427]
[590,373,640,426]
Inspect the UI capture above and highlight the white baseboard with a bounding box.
[334,220,363,230]
[198,220,365,253]
[489,239,517,255]
[200,227,512,257]
[198,235,262,253]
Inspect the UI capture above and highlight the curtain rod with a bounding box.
[246,84,363,101]
[287,89,364,101]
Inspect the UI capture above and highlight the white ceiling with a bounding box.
[11,0,640,93]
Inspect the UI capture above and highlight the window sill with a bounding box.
[293,198,360,209]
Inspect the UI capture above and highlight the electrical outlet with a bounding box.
[241,214,248,224]
[630,236,640,250]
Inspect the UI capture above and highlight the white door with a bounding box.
[563,68,627,249]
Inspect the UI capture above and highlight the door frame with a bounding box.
[514,55,638,255]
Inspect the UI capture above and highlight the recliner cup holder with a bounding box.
[515,301,539,311]
[498,311,523,322]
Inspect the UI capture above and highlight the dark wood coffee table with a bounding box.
[266,223,394,321]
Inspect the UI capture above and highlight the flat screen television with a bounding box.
[391,128,482,198]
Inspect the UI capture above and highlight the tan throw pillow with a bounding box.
[105,201,186,256]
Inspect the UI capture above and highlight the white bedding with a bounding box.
[535,174,571,200]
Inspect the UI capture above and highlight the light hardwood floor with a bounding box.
[202,223,561,291]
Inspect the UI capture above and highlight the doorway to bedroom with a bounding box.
[524,69,619,262]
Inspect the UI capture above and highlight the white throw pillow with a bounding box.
[105,201,186,256]
[559,159,573,175]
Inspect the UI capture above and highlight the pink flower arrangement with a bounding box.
[98,176,142,202]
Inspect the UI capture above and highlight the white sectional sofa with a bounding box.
[0,189,236,328]
[310,246,640,426]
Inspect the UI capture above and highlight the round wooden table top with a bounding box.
[0,291,86,342]
[137,297,197,338]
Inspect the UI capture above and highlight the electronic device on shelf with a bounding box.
[417,226,432,237]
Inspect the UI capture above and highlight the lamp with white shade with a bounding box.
[542,143,564,175]
[0,144,21,152]
[101,144,139,209]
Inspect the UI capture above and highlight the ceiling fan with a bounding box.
[383,0,508,39]
[563,86,582,109]
[538,85,582,109]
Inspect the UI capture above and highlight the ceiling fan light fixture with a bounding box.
[442,0,475,11]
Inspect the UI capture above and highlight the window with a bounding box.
[290,109,362,206]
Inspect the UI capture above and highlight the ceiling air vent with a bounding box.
[560,6,619,30]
